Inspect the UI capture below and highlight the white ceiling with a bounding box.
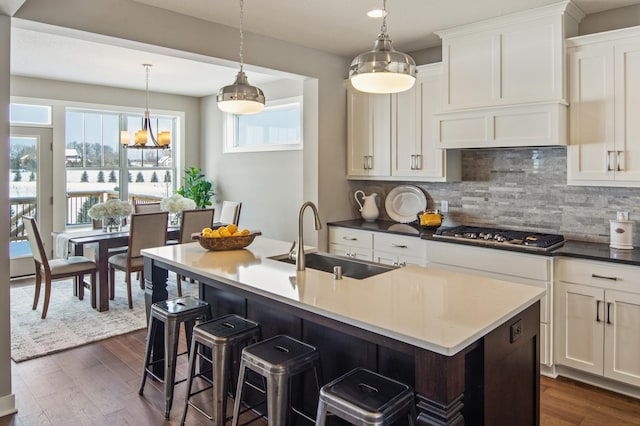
[9,0,640,97]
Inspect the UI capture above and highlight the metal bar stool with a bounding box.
[315,368,416,426]
[180,314,262,426]
[139,296,211,418]
[231,334,323,426]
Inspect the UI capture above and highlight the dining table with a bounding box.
[57,225,180,312]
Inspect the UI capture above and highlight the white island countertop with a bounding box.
[142,236,544,356]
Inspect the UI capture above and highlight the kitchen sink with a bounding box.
[271,252,396,279]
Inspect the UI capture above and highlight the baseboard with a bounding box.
[0,393,16,418]
[555,365,640,399]
[540,364,557,378]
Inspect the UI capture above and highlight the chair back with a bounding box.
[219,201,242,225]
[134,202,162,213]
[23,216,49,269]
[128,212,169,258]
[180,208,215,243]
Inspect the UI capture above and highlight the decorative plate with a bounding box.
[384,185,427,223]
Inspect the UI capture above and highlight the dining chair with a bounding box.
[23,216,97,319]
[219,201,242,225]
[174,208,215,291]
[134,202,162,213]
[108,211,168,309]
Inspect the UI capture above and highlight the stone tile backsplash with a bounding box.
[348,147,640,245]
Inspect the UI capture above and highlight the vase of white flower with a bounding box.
[88,199,134,233]
[160,194,197,226]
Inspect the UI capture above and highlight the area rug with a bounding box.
[10,274,194,362]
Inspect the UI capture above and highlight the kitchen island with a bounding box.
[142,237,544,425]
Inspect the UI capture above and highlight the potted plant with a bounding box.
[176,167,215,209]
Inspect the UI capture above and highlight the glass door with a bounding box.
[10,126,53,278]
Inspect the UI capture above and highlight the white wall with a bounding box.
[0,13,16,419]
[204,79,305,243]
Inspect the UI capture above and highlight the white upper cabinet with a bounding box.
[568,27,640,186]
[435,1,583,148]
[347,64,460,182]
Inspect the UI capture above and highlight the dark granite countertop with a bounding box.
[327,219,640,267]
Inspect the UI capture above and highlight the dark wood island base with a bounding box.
[144,257,540,426]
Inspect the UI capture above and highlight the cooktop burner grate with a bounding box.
[433,225,565,251]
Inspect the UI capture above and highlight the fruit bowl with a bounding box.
[193,231,261,251]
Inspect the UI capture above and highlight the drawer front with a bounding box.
[329,227,373,250]
[556,258,640,293]
[426,241,551,281]
[374,233,427,258]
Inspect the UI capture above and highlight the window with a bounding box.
[10,103,51,125]
[224,96,302,152]
[65,108,177,226]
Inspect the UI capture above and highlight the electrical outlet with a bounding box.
[441,200,449,213]
[510,319,523,343]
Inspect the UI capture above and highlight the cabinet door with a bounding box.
[443,33,498,109]
[555,281,604,375]
[614,41,640,181]
[567,45,615,183]
[604,290,640,386]
[346,88,390,177]
[391,82,421,177]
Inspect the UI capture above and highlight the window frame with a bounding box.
[224,96,303,153]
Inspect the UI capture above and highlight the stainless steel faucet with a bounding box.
[295,201,322,271]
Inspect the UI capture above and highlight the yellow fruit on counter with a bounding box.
[241,229,250,235]
[210,230,221,238]
[219,228,232,237]
[217,226,227,232]
[232,231,243,236]
[227,224,238,234]
[202,227,213,234]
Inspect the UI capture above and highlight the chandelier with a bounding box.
[349,0,416,94]
[120,64,171,149]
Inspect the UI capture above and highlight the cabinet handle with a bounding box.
[606,151,612,172]
[607,302,613,325]
[342,236,358,241]
[398,261,406,267]
[368,156,373,170]
[410,155,415,170]
[391,243,408,248]
[415,154,421,170]
[596,300,602,322]
[591,273,618,281]
[616,151,623,171]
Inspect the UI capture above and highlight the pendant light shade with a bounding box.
[350,0,416,94]
[217,0,265,114]
[217,70,265,114]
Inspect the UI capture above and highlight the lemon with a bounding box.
[210,230,221,238]
[241,229,250,235]
[202,230,212,238]
[217,226,227,232]
[202,227,213,234]
[227,224,238,234]
[219,228,232,237]
[232,231,243,236]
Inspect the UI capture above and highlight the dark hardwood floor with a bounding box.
[1,328,640,425]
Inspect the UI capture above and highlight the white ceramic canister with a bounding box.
[610,219,634,249]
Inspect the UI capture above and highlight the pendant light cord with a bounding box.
[144,64,151,113]
[239,0,245,72]
[380,0,387,35]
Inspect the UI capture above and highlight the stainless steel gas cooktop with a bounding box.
[432,225,565,251]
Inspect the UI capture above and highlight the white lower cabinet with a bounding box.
[328,227,373,261]
[555,258,640,387]
[425,241,553,367]
[373,233,427,267]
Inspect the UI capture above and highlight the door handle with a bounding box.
[606,151,613,172]
[415,154,421,170]
[607,302,613,325]
[596,300,602,322]
[342,236,357,241]
[616,151,623,171]
[391,243,408,248]
[367,156,373,170]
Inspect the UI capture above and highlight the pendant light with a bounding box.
[121,64,171,148]
[217,0,265,114]
[349,0,416,94]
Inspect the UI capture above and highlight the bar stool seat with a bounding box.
[315,368,416,426]
[232,334,323,426]
[139,296,211,418]
[180,314,261,426]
